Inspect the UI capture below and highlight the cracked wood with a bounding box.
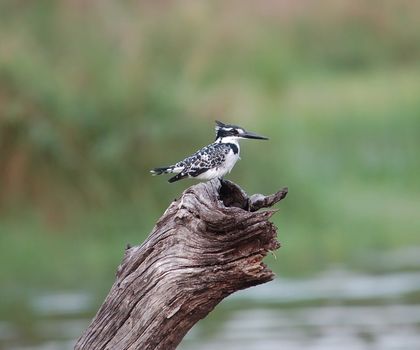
[75,179,288,350]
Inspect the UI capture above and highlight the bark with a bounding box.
[75,179,288,350]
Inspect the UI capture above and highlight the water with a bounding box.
[180,302,420,350]
[2,252,420,350]
[179,268,420,350]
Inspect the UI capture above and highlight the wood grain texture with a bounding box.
[75,179,288,350]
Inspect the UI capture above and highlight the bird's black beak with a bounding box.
[241,131,269,140]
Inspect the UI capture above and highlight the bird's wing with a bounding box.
[167,143,230,182]
[182,143,231,177]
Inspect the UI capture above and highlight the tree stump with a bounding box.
[75,179,288,350]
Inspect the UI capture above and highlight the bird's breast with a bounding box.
[224,150,240,171]
[194,150,239,180]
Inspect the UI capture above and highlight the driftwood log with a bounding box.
[75,179,287,350]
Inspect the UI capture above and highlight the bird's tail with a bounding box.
[168,172,187,183]
[150,166,176,176]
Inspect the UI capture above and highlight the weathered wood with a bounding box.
[75,179,287,350]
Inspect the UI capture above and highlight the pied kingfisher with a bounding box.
[150,120,268,183]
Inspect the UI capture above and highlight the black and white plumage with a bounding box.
[151,120,268,183]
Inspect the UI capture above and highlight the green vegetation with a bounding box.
[1,0,420,311]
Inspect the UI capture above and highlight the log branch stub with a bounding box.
[75,179,287,350]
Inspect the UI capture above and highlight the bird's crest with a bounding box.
[215,120,241,135]
[215,120,226,132]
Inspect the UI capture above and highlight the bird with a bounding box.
[150,120,268,183]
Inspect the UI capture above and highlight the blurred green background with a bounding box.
[1,1,419,349]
